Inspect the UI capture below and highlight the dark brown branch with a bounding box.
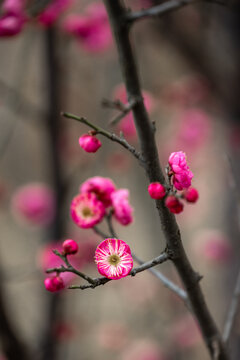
[62,112,144,164]
[103,1,229,359]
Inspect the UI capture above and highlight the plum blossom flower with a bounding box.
[95,238,133,280]
[80,176,116,208]
[2,0,25,15]
[44,276,65,292]
[168,151,193,190]
[165,195,184,214]
[63,3,112,53]
[113,84,155,139]
[79,134,101,153]
[38,0,73,27]
[0,0,26,37]
[71,192,105,229]
[111,189,133,225]
[11,183,55,226]
[148,182,166,200]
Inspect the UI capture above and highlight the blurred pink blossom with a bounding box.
[192,230,232,264]
[38,0,73,27]
[96,322,129,350]
[113,84,155,139]
[80,176,116,208]
[0,12,25,36]
[63,3,112,53]
[169,315,201,349]
[11,183,55,226]
[2,0,25,15]
[111,189,134,226]
[121,339,166,360]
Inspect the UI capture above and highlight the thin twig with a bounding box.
[223,269,240,343]
[62,112,144,164]
[108,98,138,126]
[93,226,109,239]
[126,0,226,24]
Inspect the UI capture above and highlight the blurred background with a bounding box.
[0,0,239,359]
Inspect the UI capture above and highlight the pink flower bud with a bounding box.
[44,276,65,292]
[184,187,199,203]
[62,239,78,255]
[168,151,193,191]
[165,195,183,214]
[148,182,166,200]
[79,134,102,153]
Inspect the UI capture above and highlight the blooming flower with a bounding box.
[148,182,166,200]
[95,238,133,280]
[11,183,55,226]
[79,134,102,153]
[168,151,193,190]
[80,176,116,208]
[38,0,73,27]
[63,3,112,53]
[111,189,133,225]
[70,192,105,228]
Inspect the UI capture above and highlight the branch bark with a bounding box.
[103,1,229,359]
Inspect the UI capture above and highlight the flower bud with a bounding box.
[62,239,78,255]
[165,195,183,214]
[184,187,199,203]
[44,276,65,292]
[79,134,102,153]
[148,182,166,200]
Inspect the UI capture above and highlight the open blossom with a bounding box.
[95,238,133,280]
[38,0,73,27]
[11,183,55,226]
[80,176,116,208]
[71,192,105,229]
[79,134,101,153]
[113,84,155,138]
[168,151,193,190]
[63,3,112,53]
[111,189,133,226]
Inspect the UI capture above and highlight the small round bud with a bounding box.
[62,239,78,255]
[184,188,199,203]
[44,276,65,292]
[79,134,102,153]
[148,182,166,200]
[165,195,184,214]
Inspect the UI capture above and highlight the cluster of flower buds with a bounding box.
[79,131,102,153]
[44,239,79,292]
[148,151,199,214]
[70,176,134,229]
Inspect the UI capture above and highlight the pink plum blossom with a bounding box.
[113,84,155,138]
[44,276,65,292]
[11,183,55,226]
[95,238,133,280]
[168,151,193,190]
[184,187,199,203]
[148,182,166,200]
[63,3,112,53]
[0,12,25,36]
[2,0,25,15]
[38,0,73,27]
[80,176,116,208]
[121,339,166,360]
[70,192,105,229]
[111,189,134,225]
[165,195,184,214]
[62,239,78,255]
[79,134,102,153]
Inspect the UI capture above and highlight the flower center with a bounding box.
[81,207,93,218]
[108,254,121,266]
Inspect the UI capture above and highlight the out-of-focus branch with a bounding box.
[126,0,227,24]
[104,1,229,359]
[62,112,144,164]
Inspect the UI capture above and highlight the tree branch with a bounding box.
[62,112,144,164]
[104,1,229,359]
